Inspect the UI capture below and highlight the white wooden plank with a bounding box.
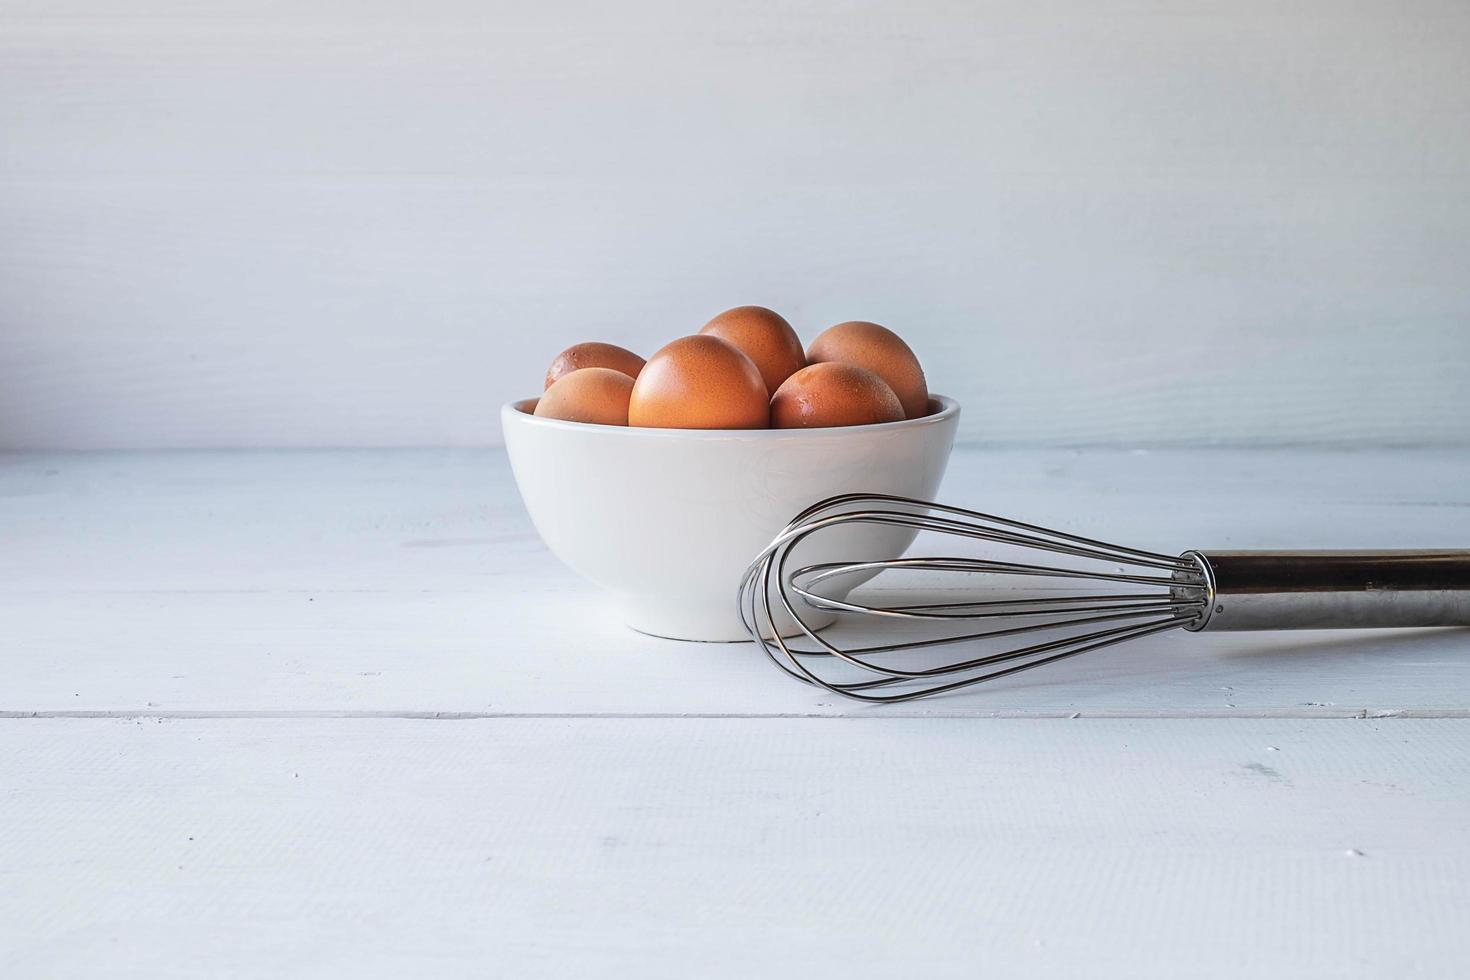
[1,717,1467,978]
[4,447,1470,716]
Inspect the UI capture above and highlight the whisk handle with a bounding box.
[1186,550,1470,632]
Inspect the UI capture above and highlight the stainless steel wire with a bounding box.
[737,493,1210,703]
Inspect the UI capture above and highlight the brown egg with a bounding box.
[770,363,904,429]
[533,368,634,425]
[805,321,929,418]
[698,306,806,396]
[629,335,769,429]
[545,342,645,390]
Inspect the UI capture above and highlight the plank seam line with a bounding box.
[2,709,1469,720]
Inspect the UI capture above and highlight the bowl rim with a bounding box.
[502,393,959,439]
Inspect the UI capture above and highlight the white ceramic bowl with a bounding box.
[502,395,959,641]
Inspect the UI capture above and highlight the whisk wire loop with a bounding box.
[738,493,1208,702]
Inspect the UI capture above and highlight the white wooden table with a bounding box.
[4,447,1469,978]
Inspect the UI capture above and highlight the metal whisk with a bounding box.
[737,493,1470,703]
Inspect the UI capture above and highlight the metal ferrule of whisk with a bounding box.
[737,494,1470,703]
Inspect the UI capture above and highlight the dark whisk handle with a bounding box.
[1184,550,1470,632]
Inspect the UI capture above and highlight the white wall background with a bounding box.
[1,0,1468,449]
